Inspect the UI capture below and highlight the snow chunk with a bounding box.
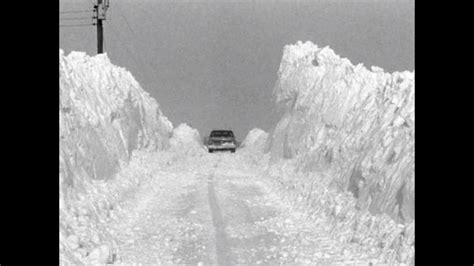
[86,244,110,264]
[65,235,79,250]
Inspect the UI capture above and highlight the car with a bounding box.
[207,130,236,153]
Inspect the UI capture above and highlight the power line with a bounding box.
[60,24,94,28]
[60,10,94,14]
[60,0,106,53]
[60,17,93,21]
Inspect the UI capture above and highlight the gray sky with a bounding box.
[60,0,414,140]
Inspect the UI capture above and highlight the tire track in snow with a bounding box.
[207,173,230,266]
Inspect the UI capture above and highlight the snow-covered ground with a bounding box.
[59,42,414,265]
[60,149,412,264]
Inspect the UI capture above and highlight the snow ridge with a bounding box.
[269,41,414,223]
[265,41,414,263]
[59,49,173,185]
[59,50,173,264]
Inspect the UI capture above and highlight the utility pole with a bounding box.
[93,0,109,54]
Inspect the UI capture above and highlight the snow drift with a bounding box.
[169,123,207,155]
[59,50,173,264]
[236,128,270,169]
[59,50,173,185]
[268,41,414,224]
[264,41,414,263]
[240,128,268,152]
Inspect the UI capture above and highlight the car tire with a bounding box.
[209,149,214,153]
[231,148,235,153]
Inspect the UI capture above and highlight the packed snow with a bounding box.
[59,41,414,265]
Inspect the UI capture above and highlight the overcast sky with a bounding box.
[60,0,414,140]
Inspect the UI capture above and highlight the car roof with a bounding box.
[211,130,233,133]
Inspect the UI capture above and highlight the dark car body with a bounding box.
[207,130,236,153]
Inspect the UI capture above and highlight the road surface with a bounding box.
[107,151,379,265]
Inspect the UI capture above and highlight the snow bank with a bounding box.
[240,128,268,152]
[59,50,173,264]
[236,128,270,169]
[169,123,207,155]
[268,41,414,223]
[59,49,173,184]
[265,41,414,264]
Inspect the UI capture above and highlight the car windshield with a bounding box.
[210,131,234,138]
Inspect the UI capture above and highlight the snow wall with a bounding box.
[59,50,173,263]
[265,41,414,263]
[267,41,414,224]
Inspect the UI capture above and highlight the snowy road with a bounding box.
[107,151,379,265]
[60,40,414,265]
